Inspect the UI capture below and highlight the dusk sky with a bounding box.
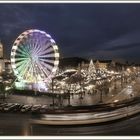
[1,3,140,63]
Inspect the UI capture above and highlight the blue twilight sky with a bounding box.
[0,3,140,62]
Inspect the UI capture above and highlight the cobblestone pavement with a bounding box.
[105,80,139,104]
[1,78,139,108]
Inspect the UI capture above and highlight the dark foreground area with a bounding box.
[0,95,140,135]
[0,113,140,136]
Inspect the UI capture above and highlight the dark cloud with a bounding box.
[0,3,140,62]
[104,43,140,51]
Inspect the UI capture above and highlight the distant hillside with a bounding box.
[59,57,89,69]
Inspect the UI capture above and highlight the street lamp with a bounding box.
[51,77,55,108]
[121,73,124,88]
[0,81,5,102]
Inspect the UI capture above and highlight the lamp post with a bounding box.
[121,73,123,88]
[0,81,5,102]
[114,74,117,90]
[68,89,71,106]
[51,77,55,108]
[98,81,104,103]
[99,88,103,103]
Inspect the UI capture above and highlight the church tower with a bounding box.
[0,41,3,59]
[0,41,4,75]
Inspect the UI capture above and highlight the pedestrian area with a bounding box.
[2,78,140,108]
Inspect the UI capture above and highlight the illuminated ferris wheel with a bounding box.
[10,29,59,89]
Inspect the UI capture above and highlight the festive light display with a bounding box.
[11,29,59,91]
